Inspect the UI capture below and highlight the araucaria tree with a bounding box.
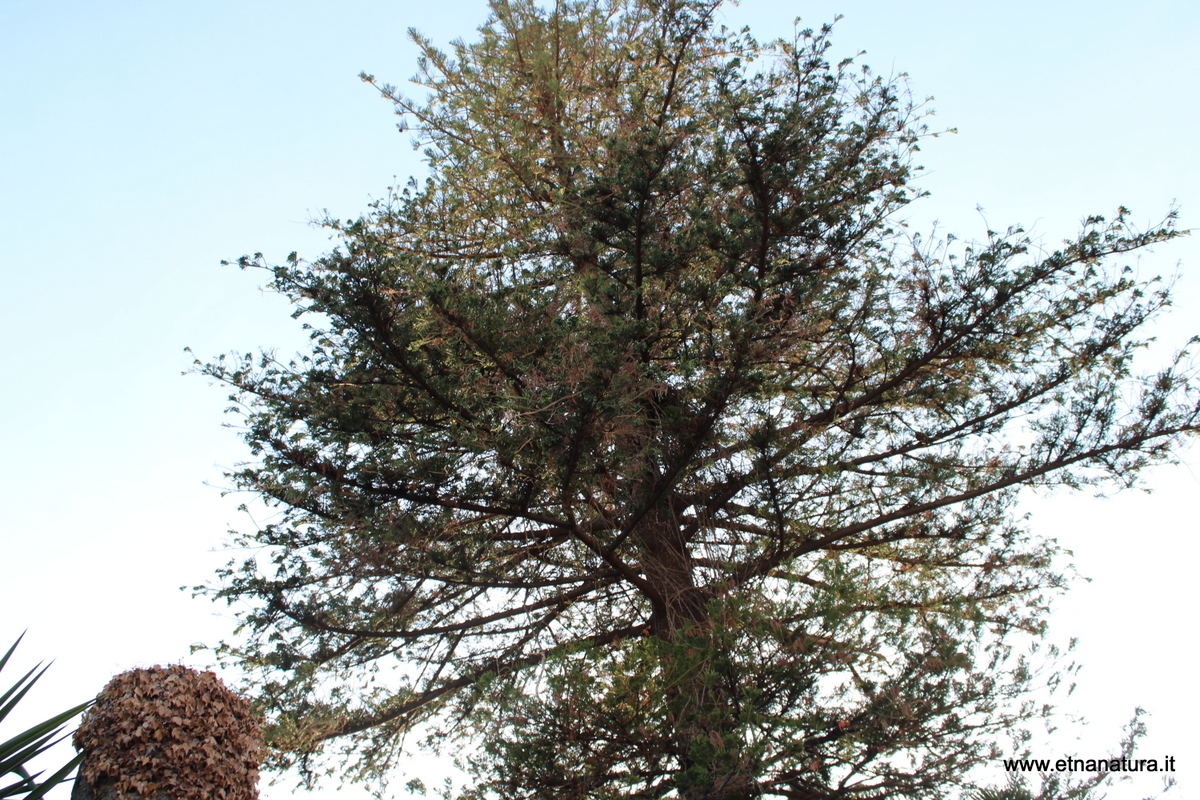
[196,1,1197,798]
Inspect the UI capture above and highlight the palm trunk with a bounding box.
[71,767,169,800]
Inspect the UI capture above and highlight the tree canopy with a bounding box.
[195,1,1198,798]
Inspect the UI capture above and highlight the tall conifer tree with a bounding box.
[196,1,1197,797]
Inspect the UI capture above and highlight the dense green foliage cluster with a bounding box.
[196,1,1197,797]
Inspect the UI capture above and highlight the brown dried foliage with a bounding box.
[72,665,265,800]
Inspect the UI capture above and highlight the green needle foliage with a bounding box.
[194,1,1198,797]
[0,634,91,800]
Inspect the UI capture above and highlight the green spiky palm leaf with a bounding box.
[0,633,92,799]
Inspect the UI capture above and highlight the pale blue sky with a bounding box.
[2,2,1197,798]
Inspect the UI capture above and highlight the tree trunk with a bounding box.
[639,506,709,639]
[637,508,756,799]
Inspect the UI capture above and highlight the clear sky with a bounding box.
[1,1,1197,798]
